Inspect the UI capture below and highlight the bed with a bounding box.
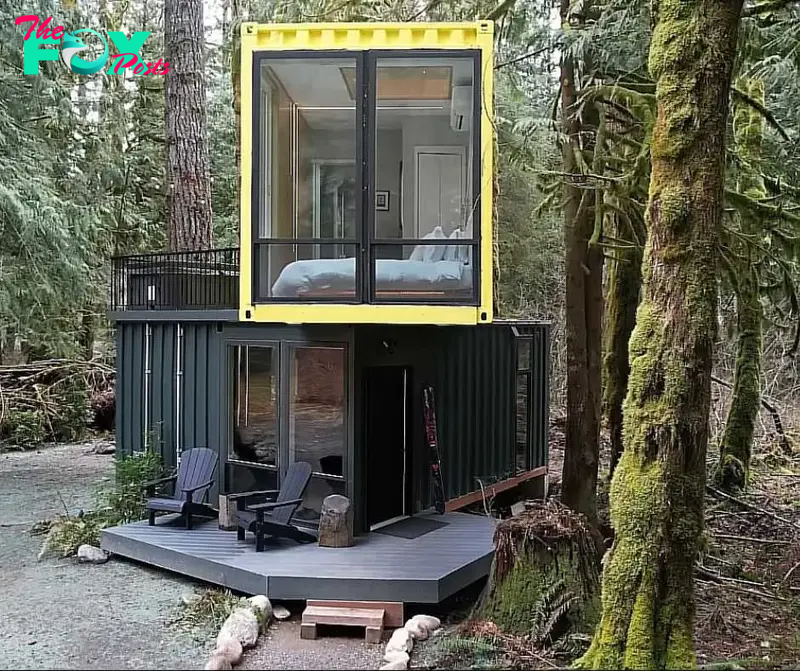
[270,256,472,298]
[268,226,474,299]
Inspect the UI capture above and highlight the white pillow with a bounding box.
[409,226,446,262]
[443,228,462,262]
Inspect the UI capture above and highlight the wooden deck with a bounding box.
[100,511,495,603]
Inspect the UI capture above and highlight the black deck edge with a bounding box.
[109,309,240,323]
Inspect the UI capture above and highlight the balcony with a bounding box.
[111,248,239,312]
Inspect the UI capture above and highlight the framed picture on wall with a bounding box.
[375,190,390,211]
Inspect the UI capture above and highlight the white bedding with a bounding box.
[271,257,472,297]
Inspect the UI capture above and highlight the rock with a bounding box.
[76,544,108,564]
[247,595,272,628]
[214,634,243,665]
[181,592,201,607]
[380,661,408,671]
[273,605,291,621]
[510,501,526,516]
[385,627,413,655]
[218,608,259,649]
[92,442,116,455]
[409,614,441,634]
[204,653,232,670]
[404,618,428,640]
[383,650,410,665]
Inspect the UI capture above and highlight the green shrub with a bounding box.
[2,409,46,448]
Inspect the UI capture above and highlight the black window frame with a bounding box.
[249,48,482,306]
[250,50,366,304]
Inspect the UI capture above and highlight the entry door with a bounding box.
[364,366,410,528]
[415,148,465,237]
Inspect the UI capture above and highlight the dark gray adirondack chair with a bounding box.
[230,461,315,551]
[144,447,218,529]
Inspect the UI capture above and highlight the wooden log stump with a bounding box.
[218,495,237,531]
[318,494,354,548]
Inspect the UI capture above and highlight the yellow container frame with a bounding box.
[239,21,494,325]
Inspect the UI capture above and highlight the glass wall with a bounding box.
[230,345,278,469]
[228,341,348,525]
[251,50,481,305]
[288,345,347,522]
[254,55,360,301]
[372,55,478,302]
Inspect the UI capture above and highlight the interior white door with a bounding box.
[415,148,465,238]
[438,153,463,233]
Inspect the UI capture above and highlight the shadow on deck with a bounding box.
[100,511,495,603]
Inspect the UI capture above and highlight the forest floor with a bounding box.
[421,414,800,670]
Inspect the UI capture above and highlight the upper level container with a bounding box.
[239,21,495,325]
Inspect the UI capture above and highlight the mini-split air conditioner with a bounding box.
[449,85,472,132]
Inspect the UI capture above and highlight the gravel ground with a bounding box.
[240,618,384,670]
[0,441,393,671]
[0,442,208,670]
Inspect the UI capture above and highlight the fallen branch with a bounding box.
[711,532,792,546]
[706,485,800,531]
[711,375,792,455]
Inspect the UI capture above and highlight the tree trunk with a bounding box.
[602,207,645,479]
[165,0,213,251]
[230,4,243,246]
[719,77,765,491]
[577,1,743,667]
[560,0,603,525]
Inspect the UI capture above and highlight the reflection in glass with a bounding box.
[289,346,346,522]
[231,346,278,468]
[516,373,529,474]
[256,57,359,297]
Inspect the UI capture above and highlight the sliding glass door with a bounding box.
[228,341,349,524]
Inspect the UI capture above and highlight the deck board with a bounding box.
[100,511,495,603]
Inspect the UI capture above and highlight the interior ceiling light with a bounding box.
[340,66,453,101]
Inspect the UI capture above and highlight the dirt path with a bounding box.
[0,443,208,670]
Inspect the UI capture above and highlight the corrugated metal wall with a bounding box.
[354,322,550,509]
[115,322,222,493]
[115,320,549,514]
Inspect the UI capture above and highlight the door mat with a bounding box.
[376,516,448,540]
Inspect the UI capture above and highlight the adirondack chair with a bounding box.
[229,461,316,551]
[144,447,218,530]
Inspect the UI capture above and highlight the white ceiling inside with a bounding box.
[262,59,473,130]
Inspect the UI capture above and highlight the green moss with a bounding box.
[718,77,766,491]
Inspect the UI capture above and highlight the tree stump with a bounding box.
[474,500,601,643]
[218,495,237,531]
[318,495,354,548]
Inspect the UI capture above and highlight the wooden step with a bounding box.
[306,599,404,627]
[301,605,385,643]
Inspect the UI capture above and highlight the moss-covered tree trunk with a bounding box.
[577,1,743,667]
[602,205,645,479]
[476,502,600,642]
[561,0,603,525]
[718,77,765,491]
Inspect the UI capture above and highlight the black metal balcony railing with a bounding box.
[111,248,240,311]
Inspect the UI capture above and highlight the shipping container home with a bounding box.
[102,21,551,604]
